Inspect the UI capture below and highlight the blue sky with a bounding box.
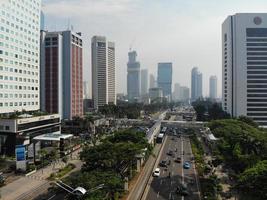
[42,0,267,97]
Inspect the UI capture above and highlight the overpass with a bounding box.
[161,120,205,128]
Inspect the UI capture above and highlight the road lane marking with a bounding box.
[157,191,160,198]
[160,180,163,185]
[47,194,56,200]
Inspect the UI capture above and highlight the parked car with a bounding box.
[153,168,160,177]
[183,162,191,169]
[0,172,5,185]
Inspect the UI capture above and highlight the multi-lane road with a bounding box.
[144,132,201,200]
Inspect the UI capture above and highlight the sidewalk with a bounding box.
[0,158,82,200]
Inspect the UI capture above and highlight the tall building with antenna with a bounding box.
[127,51,141,102]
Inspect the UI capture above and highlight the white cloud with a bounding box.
[43,0,140,18]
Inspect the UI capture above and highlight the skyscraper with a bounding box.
[149,74,156,89]
[83,81,90,99]
[92,36,116,109]
[222,13,267,126]
[209,75,217,99]
[173,83,181,101]
[107,42,116,105]
[141,69,148,96]
[0,0,41,114]
[40,30,83,119]
[191,67,202,101]
[180,86,190,103]
[157,63,172,100]
[127,51,141,102]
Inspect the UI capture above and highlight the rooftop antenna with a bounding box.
[129,36,137,52]
[67,18,70,30]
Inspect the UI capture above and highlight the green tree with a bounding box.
[238,116,258,128]
[237,160,267,199]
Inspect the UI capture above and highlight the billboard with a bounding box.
[15,145,26,171]
[16,145,25,161]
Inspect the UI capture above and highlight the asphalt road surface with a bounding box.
[145,133,201,200]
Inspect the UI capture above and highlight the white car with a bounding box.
[153,168,160,177]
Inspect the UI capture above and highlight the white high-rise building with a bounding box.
[191,67,202,101]
[91,36,116,109]
[83,81,90,99]
[209,75,217,99]
[222,13,267,127]
[0,0,41,114]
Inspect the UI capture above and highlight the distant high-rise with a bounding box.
[0,0,41,114]
[107,42,116,105]
[209,76,217,99]
[40,30,83,119]
[180,86,190,102]
[191,67,202,101]
[127,51,141,102]
[83,81,90,99]
[173,83,181,101]
[91,36,116,109]
[149,74,156,88]
[141,69,148,96]
[149,87,163,103]
[222,13,267,127]
[157,63,173,100]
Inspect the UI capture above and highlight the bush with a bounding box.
[48,164,75,181]
[27,164,36,173]
[62,156,69,163]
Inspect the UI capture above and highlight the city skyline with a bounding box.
[42,0,267,97]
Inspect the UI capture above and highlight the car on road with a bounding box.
[153,168,160,177]
[0,172,5,186]
[176,183,189,196]
[167,150,174,156]
[159,160,167,167]
[174,157,181,163]
[183,162,191,169]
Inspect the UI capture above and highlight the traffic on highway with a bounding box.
[145,127,201,200]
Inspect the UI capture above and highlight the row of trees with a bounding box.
[192,99,230,121]
[99,102,181,119]
[208,118,267,199]
[65,130,152,199]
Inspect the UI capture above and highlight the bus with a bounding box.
[156,133,164,143]
[160,127,167,134]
